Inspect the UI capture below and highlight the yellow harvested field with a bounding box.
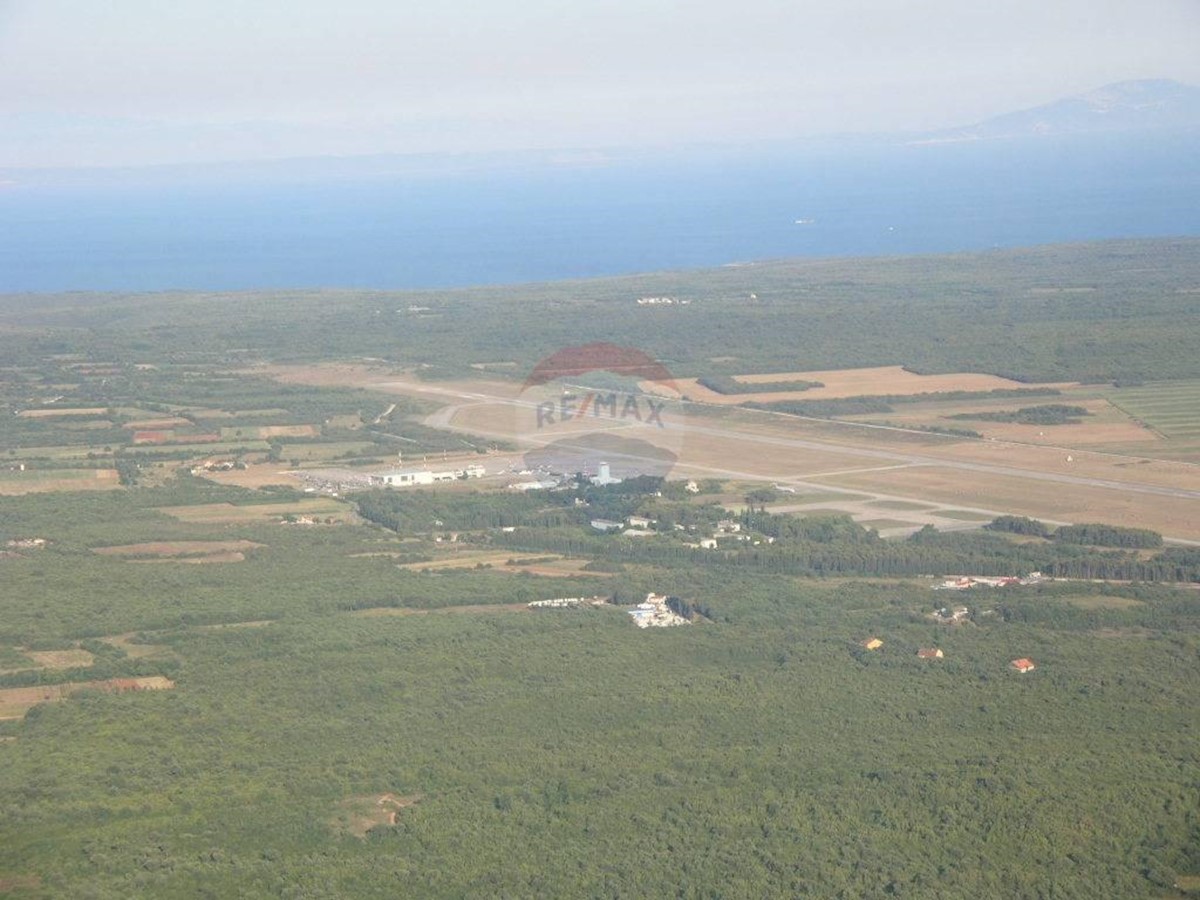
[662,366,1075,404]
[851,397,1157,446]
[0,676,174,719]
[0,468,121,495]
[17,407,108,418]
[815,465,1200,541]
[157,499,353,524]
[220,424,319,439]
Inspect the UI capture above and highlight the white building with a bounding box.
[372,469,436,487]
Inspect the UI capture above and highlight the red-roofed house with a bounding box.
[1010,658,1036,673]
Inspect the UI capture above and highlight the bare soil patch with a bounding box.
[331,793,421,838]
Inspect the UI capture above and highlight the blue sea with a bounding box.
[1,134,1197,293]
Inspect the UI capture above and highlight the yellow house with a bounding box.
[862,637,884,651]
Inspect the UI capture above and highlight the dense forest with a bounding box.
[3,239,1200,384]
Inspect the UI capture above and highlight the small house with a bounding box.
[862,637,884,651]
[916,648,944,660]
[1010,658,1036,673]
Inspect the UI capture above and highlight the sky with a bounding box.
[1,0,1198,168]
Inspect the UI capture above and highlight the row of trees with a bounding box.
[987,515,1164,548]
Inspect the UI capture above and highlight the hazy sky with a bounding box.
[1,0,1198,167]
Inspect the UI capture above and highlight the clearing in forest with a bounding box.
[0,677,175,719]
[331,793,421,838]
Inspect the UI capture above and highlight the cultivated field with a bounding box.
[123,416,194,430]
[220,424,319,439]
[1106,380,1200,440]
[0,468,120,495]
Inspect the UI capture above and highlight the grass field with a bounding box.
[220,424,319,440]
[0,647,95,674]
[278,441,379,461]
[666,366,1075,405]
[1062,595,1146,610]
[930,509,995,521]
[859,518,921,530]
[865,499,935,510]
[0,468,120,495]
[1106,381,1200,440]
[157,499,354,524]
[2,445,113,460]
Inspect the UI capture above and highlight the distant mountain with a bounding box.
[916,79,1200,144]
